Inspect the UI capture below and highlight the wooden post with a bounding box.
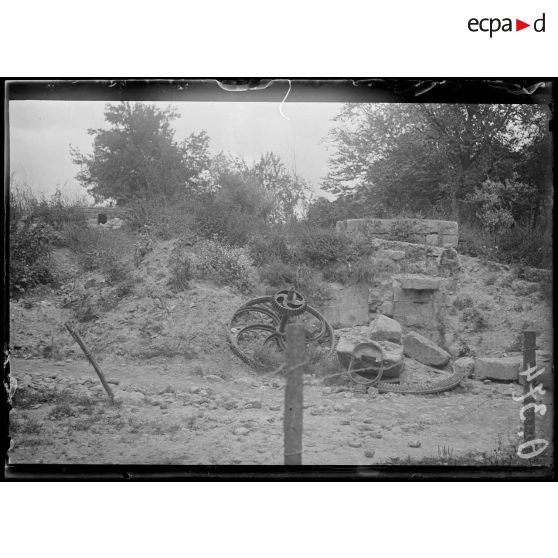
[522,330,536,444]
[284,323,305,465]
[65,322,114,400]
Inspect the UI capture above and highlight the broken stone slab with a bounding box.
[403,331,450,367]
[369,314,402,344]
[394,274,441,291]
[474,356,522,382]
[336,326,404,379]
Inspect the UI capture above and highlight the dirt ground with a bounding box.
[7,238,554,466]
[8,354,553,465]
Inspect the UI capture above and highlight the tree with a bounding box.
[249,152,309,223]
[323,103,548,219]
[71,102,212,204]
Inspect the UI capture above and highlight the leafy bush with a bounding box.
[462,307,489,332]
[322,262,352,284]
[168,247,194,291]
[193,201,257,246]
[127,198,194,240]
[10,220,54,295]
[459,220,552,270]
[192,173,273,246]
[259,260,297,287]
[293,225,350,268]
[190,239,257,293]
[25,188,87,234]
[248,229,291,266]
[61,225,134,284]
[452,295,474,311]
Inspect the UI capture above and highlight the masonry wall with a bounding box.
[336,218,459,248]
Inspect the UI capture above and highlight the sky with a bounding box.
[9,100,344,203]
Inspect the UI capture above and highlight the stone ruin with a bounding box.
[322,218,461,346]
[320,217,553,389]
[336,217,458,248]
[77,206,128,229]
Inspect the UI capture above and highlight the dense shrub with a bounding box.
[61,225,134,284]
[9,220,54,295]
[192,173,273,246]
[459,220,552,270]
[248,229,291,266]
[190,239,257,293]
[193,201,257,246]
[293,225,350,268]
[126,198,194,240]
[291,265,329,303]
[9,185,88,294]
[258,260,297,287]
[25,188,87,234]
[168,247,194,291]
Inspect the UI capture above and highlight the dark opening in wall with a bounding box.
[98,213,107,225]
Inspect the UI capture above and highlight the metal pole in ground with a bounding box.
[65,322,114,400]
[284,323,305,465]
[522,330,537,444]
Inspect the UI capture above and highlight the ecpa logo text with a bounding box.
[468,13,545,37]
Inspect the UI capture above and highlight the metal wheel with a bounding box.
[228,290,335,370]
[271,288,307,317]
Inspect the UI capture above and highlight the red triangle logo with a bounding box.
[516,19,530,31]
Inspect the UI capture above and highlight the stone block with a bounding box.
[320,283,369,328]
[393,301,435,329]
[474,356,522,382]
[439,221,459,235]
[425,234,439,246]
[403,331,450,367]
[442,234,458,248]
[379,301,394,317]
[369,314,402,344]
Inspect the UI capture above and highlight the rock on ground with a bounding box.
[475,356,522,382]
[403,331,450,367]
[453,357,475,378]
[369,314,402,344]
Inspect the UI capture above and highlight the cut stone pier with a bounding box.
[391,274,445,340]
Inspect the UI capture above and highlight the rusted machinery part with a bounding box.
[228,293,335,369]
[347,341,385,386]
[271,289,307,316]
[375,363,466,394]
[348,359,466,394]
